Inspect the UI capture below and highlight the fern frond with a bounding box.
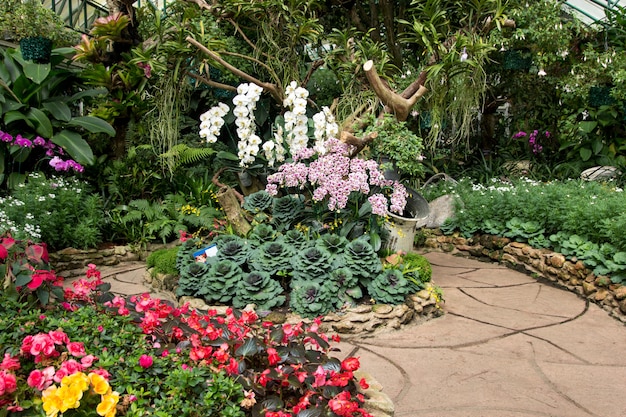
[160,144,216,167]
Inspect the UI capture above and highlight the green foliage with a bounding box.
[233,271,286,311]
[291,246,334,281]
[214,235,250,266]
[1,173,104,250]
[242,190,273,213]
[0,0,77,43]
[289,280,335,318]
[109,194,220,245]
[197,259,243,304]
[249,241,294,275]
[360,113,425,179]
[399,252,433,291]
[340,239,382,285]
[146,246,179,276]
[427,177,626,284]
[177,261,210,297]
[368,269,412,305]
[0,48,112,187]
[271,195,305,228]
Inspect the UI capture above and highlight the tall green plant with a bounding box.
[0,48,114,188]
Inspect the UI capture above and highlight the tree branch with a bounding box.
[186,71,237,92]
[186,36,284,104]
[363,60,427,121]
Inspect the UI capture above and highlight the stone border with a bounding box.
[49,244,445,335]
[423,229,626,324]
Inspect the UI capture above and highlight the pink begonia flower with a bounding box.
[0,370,17,395]
[48,330,69,345]
[312,365,327,388]
[138,354,153,369]
[29,334,56,357]
[54,359,83,383]
[81,354,97,368]
[27,366,55,390]
[0,353,20,371]
[66,342,86,358]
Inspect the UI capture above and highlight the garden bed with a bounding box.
[422,229,626,324]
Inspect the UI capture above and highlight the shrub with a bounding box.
[0,173,104,250]
[146,246,179,276]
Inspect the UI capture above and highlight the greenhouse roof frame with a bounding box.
[563,0,626,25]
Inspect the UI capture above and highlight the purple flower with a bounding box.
[49,156,69,171]
[0,131,13,143]
[14,135,32,148]
[368,193,388,216]
[513,131,527,139]
[33,136,46,146]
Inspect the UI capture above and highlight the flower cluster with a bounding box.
[42,372,119,417]
[0,329,112,414]
[266,137,407,216]
[233,83,264,167]
[0,130,83,173]
[199,102,230,144]
[311,106,339,155]
[513,129,549,155]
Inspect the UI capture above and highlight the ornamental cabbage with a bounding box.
[290,280,335,318]
[176,262,210,297]
[368,268,412,305]
[249,241,294,275]
[233,271,286,311]
[197,259,243,303]
[340,239,382,285]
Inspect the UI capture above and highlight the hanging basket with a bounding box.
[20,36,53,64]
[588,86,615,108]
[501,50,532,71]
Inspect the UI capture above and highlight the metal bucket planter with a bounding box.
[20,36,53,63]
[384,186,430,253]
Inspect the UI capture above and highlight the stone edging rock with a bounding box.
[423,230,626,324]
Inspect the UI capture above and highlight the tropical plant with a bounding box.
[0,48,114,188]
[0,0,77,44]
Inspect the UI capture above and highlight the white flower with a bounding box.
[233,94,250,107]
[233,105,250,118]
[247,83,264,97]
[237,83,250,95]
[537,69,547,76]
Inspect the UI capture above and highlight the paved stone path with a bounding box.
[79,251,626,417]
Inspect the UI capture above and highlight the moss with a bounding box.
[146,247,179,276]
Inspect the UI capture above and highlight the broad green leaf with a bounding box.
[43,101,72,122]
[22,61,51,84]
[216,151,239,161]
[68,88,108,101]
[37,287,50,305]
[2,100,25,113]
[358,201,372,217]
[369,230,381,252]
[235,337,261,357]
[27,107,53,137]
[51,130,95,165]
[592,139,604,155]
[4,111,34,128]
[15,272,32,287]
[67,116,115,136]
[614,252,626,264]
[578,121,597,134]
[0,61,10,82]
[579,148,592,161]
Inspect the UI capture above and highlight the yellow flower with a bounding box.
[89,372,111,395]
[97,391,120,417]
[42,386,62,417]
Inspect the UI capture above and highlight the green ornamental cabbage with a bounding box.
[272,195,304,225]
[197,259,243,304]
[325,267,362,308]
[233,271,286,311]
[247,223,277,245]
[176,238,199,272]
[243,190,273,213]
[215,236,250,266]
[281,229,311,252]
[368,269,412,305]
[291,246,334,282]
[176,261,210,297]
[340,239,382,285]
[289,281,335,318]
[316,233,348,254]
[249,241,294,275]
